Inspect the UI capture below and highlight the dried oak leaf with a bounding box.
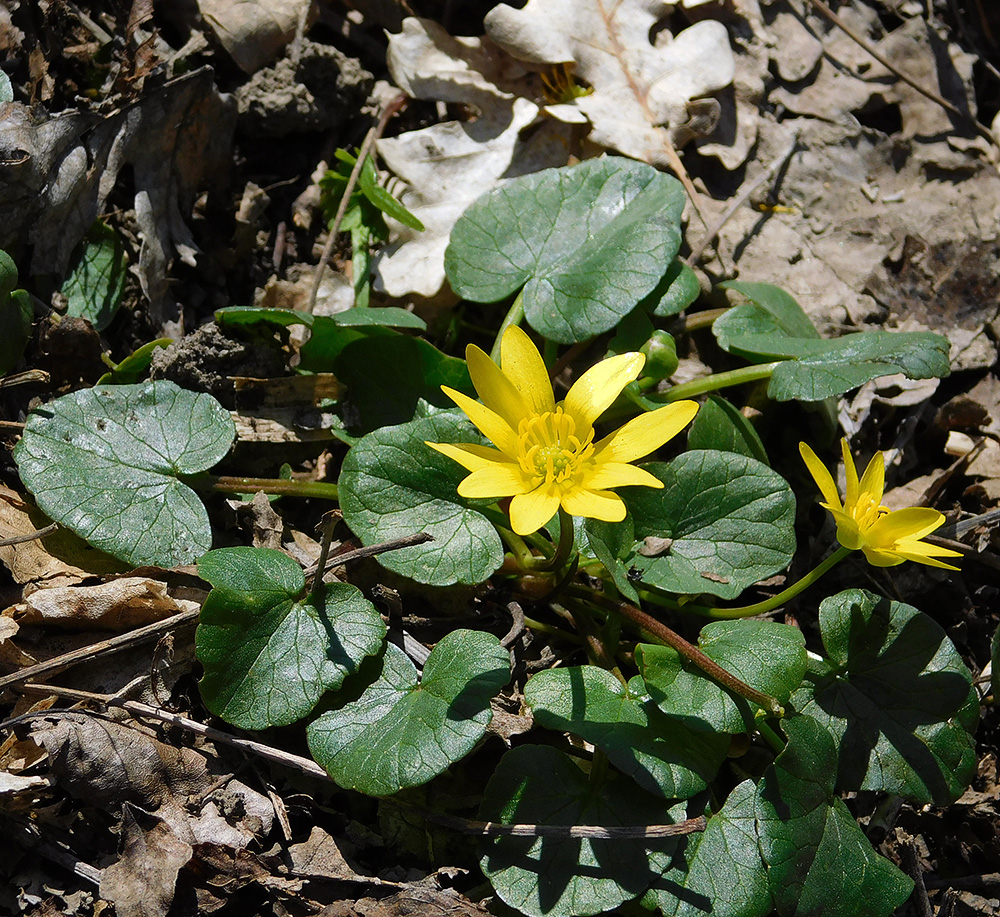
[484,0,735,166]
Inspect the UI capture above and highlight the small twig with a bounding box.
[0,608,200,692]
[1,813,102,887]
[592,594,783,716]
[302,531,433,579]
[390,798,707,838]
[500,601,526,648]
[686,132,799,267]
[902,837,934,917]
[0,369,50,389]
[804,0,997,148]
[0,522,58,547]
[307,92,408,313]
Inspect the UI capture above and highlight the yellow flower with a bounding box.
[428,326,699,536]
[799,439,961,570]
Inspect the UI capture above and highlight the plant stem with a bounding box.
[490,290,525,362]
[755,712,786,753]
[655,362,781,402]
[593,595,784,717]
[190,474,339,501]
[535,508,576,573]
[308,512,338,602]
[638,546,852,620]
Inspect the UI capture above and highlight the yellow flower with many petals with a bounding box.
[799,439,961,570]
[427,326,699,536]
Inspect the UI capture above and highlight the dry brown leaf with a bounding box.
[100,805,193,917]
[12,577,200,630]
[0,486,124,587]
[0,68,233,334]
[198,0,314,74]
[288,825,356,880]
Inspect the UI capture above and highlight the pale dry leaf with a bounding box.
[100,804,193,917]
[198,0,314,74]
[13,577,200,630]
[288,826,356,880]
[373,95,570,298]
[0,486,124,587]
[484,0,735,166]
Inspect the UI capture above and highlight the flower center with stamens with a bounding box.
[852,492,887,531]
[516,408,594,486]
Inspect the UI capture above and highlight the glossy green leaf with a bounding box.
[339,411,505,586]
[792,589,977,804]
[715,283,950,401]
[308,630,509,796]
[650,260,701,318]
[14,381,234,567]
[0,249,32,376]
[62,220,128,331]
[755,716,913,917]
[196,548,386,729]
[329,333,472,434]
[644,780,770,917]
[585,514,639,603]
[637,620,807,733]
[687,395,768,464]
[526,666,727,799]
[591,450,796,599]
[96,339,172,384]
[445,158,686,343]
[480,744,681,917]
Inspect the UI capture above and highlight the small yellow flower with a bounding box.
[799,439,961,570]
[428,326,699,536]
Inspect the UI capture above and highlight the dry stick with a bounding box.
[686,132,799,267]
[307,92,408,313]
[596,595,783,716]
[0,369,50,389]
[0,533,433,692]
[16,685,707,841]
[804,0,997,148]
[0,522,58,547]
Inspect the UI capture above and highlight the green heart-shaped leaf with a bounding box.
[686,395,769,464]
[14,381,235,567]
[644,780,769,917]
[792,589,977,804]
[755,716,913,916]
[587,450,796,599]
[637,620,806,733]
[338,411,505,586]
[62,220,128,332]
[196,548,386,729]
[480,744,681,917]
[0,249,32,377]
[307,629,509,796]
[715,282,950,401]
[526,666,727,799]
[445,158,686,343]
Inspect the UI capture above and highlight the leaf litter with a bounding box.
[0,0,999,915]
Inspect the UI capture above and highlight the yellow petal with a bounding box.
[594,401,699,464]
[829,510,864,550]
[886,541,962,571]
[580,461,664,491]
[466,344,530,430]
[860,545,907,567]
[440,386,518,455]
[509,486,560,536]
[499,325,555,416]
[866,507,945,547]
[857,449,885,505]
[841,439,860,510]
[563,352,644,427]
[799,442,843,511]
[457,465,533,499]
[561,488,627,522]
[426,441,508,472]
